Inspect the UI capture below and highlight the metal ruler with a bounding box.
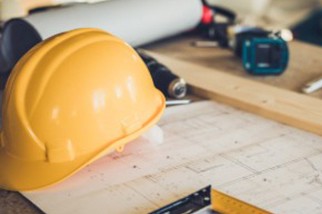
[150,186,271,214]
[211,188,271,214]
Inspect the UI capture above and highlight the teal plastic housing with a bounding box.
[242,38,289,75]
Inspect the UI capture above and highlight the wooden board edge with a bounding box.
[145,50,322,136]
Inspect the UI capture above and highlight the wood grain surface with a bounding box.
[145,50,322,136]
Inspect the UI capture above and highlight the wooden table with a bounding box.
[0,33,321,214]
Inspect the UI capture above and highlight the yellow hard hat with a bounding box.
[0,28,165,191]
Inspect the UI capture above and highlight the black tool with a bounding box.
[199,1,289,75]
[149,186,214,214]
[199,0,236,46]
[137,51,187,99]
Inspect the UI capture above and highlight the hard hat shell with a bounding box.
[0,28,165,191]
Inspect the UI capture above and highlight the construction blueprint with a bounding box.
[23,101,322,214]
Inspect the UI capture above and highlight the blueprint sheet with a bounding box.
[24,101,322,214]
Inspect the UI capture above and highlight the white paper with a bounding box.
[23,101,322,214]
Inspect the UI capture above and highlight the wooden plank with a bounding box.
[144,35,322,98]
[146,51,322,136]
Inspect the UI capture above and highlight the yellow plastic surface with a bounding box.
[0,28,165,191]
[211,189,271,214]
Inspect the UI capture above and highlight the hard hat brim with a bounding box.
[0,92,165,191]
[0,147,92,191]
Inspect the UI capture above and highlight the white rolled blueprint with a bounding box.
[24,0,203,46]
